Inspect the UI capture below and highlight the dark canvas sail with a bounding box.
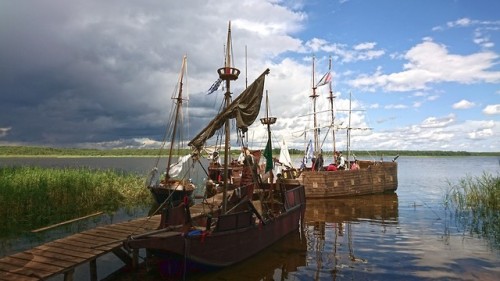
[189,68,270,151]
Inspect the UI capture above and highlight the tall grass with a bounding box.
[0,166,152,235]
[446,172,500,249]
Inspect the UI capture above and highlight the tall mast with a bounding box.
[165,55,187,180]
[260,92,276,177]
[217,21,240,213]
[260,91,276,209]
[347,91,352,169]
[245,45,248,88]
[326,56,336,155]
[310,56,320,155]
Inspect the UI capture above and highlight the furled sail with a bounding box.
[189,68,270,151]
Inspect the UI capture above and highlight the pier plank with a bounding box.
[11,252,74,268]
[27,248,87,264]
[0,269,40,281]
[49,240,106,255]
[0,261,52,279]
[0,256,62,274]
[72,232,119,244]
[36,243,101,259]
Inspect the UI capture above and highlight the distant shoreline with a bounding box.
[1,146,499,157]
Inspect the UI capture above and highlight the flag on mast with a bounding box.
[306,139,314,162]
[316,71,332,87]
[263,137,273,173]
[207,78,222,95]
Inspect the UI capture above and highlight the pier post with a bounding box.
[64,268,74,281]
[90,259,97,281]
[132,249,139,269]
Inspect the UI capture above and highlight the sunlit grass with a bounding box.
[0,166,152,235]
[445,172,500,249]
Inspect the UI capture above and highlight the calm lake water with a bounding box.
[1,156,499,281]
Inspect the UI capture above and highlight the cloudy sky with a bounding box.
[1,0,499,153]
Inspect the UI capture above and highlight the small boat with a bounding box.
[145,55,196,206]
[124,21,306,270]
[287,56,398,198]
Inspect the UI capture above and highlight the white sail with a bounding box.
[273,139,294,176]
[279,139,294,168]
[169,154,193,178]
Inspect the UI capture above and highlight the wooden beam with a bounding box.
[31,212,104,233]
[111,248,132,266]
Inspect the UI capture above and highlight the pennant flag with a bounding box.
[306,139,314,162]
[263,137,273,173]
[207,78,222,95]
[316,71,332,87]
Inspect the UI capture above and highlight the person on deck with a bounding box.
[351,160,360,170]
[314,154,324,171]
[239,147,257,200]
[211,150,221,166]
[337,151,346,170]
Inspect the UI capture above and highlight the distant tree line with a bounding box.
[0,146,161,156]
[0,146,498,157]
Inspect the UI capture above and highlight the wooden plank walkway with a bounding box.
[0,215,162,281]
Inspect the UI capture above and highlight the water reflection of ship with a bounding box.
[304,193,399,280]
[184,231,307,281]
[305,193,399,224]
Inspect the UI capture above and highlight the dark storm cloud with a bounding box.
[0,0,311,149]
[0,1,231,147]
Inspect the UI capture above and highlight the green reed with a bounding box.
[0,166,151,235]
[445,172,500,249]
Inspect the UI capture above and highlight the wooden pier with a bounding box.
[0,215,162,281]
[0,201,215,281]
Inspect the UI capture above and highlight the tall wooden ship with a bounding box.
[288,57,398,198]
[295,160,398,198]
[124,22,305,269]
[145,55,195,206]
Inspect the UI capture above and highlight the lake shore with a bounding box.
[1,145,499,157]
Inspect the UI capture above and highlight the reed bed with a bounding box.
[446,172,500,249]
[0,166,151,235]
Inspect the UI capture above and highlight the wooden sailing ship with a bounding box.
[145,55,196,206]
[287,57,398,198]
[124,22,306,269]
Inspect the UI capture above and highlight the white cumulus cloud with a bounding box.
[453,99,475,109]
[483,104,500,115]
[349,40,500,92]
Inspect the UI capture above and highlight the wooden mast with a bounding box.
[260,91,277,205]
[310,56,320,155]
[165,55,187,180]
[217,21,240,213]
[326,56,336,155]
[347,91,352,169]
